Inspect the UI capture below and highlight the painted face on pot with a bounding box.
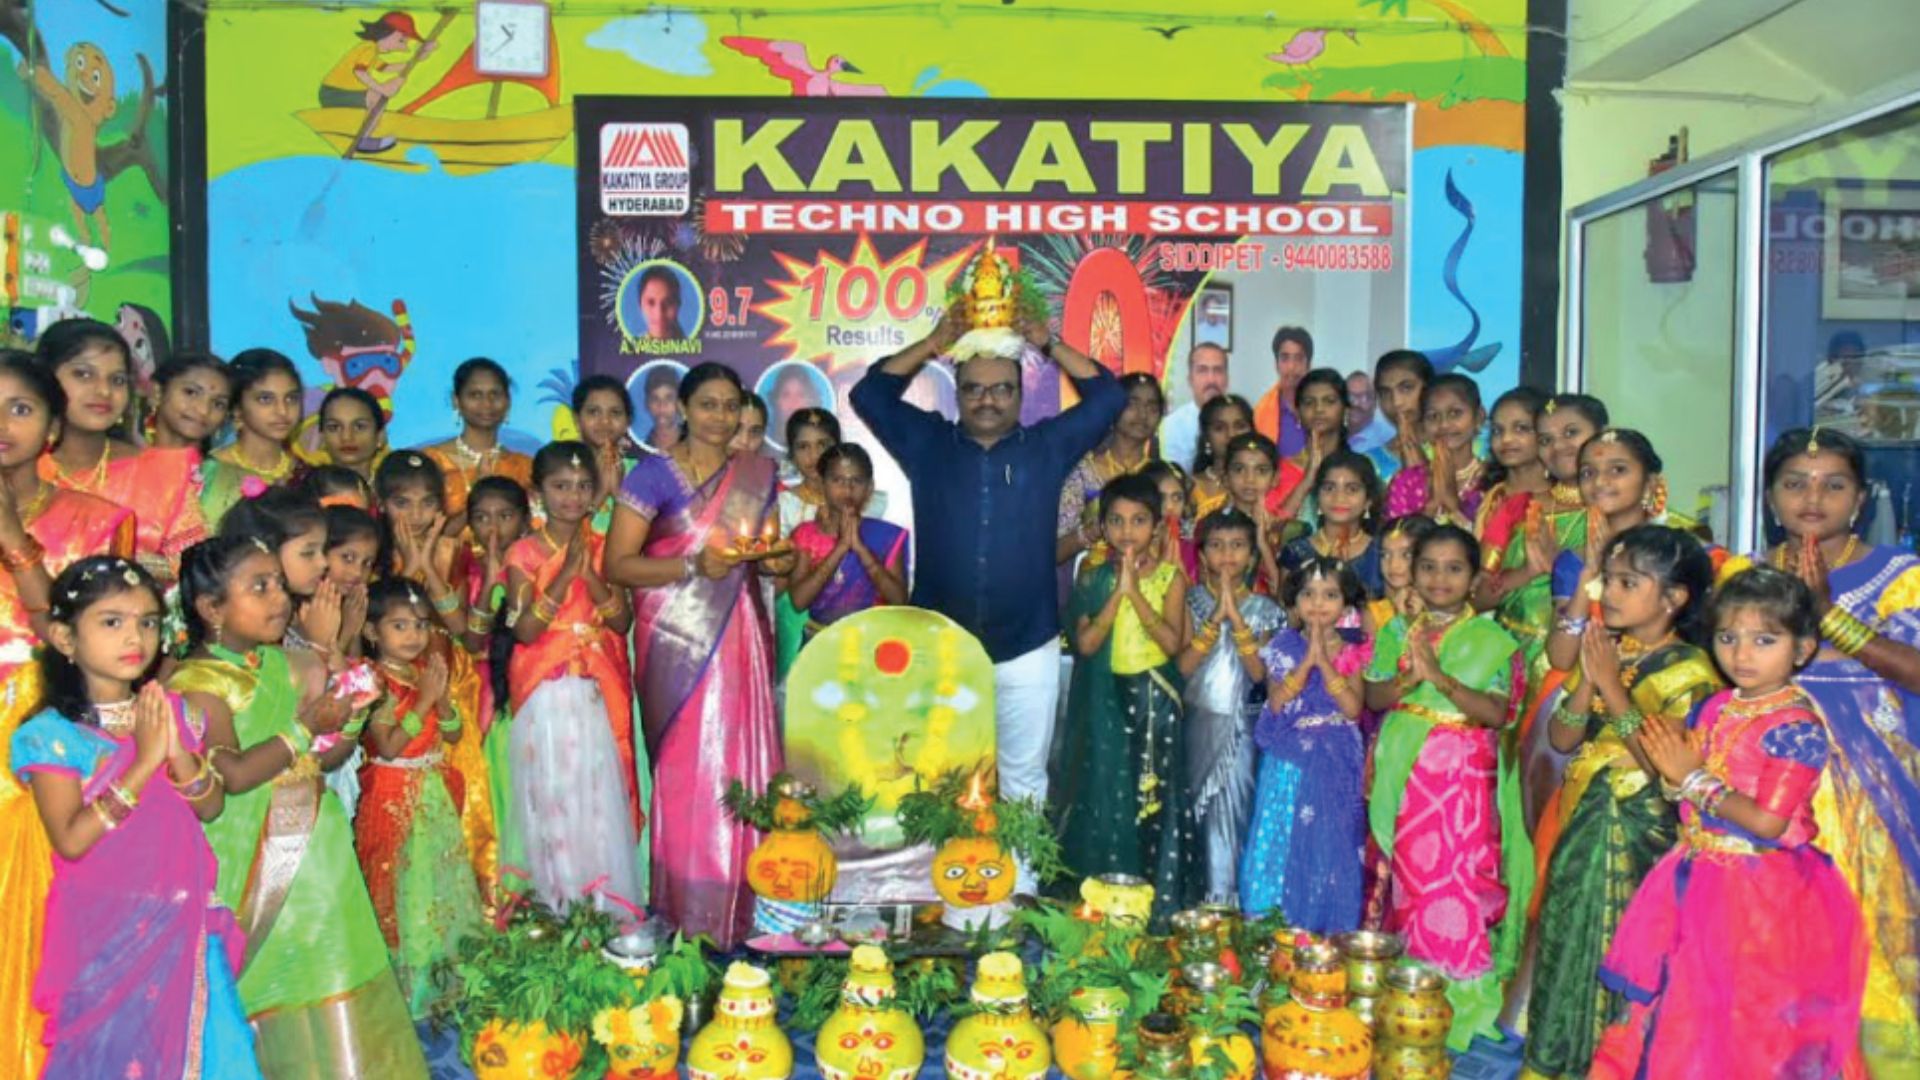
[472,1021,583,1080]
[747,829,837,902]
[597,999,684,1080]
[824,1020,911,1080]
[932,837,1014,908]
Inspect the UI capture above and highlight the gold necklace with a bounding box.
[451,432,501,472]
[1098,444,1150,479]
[94,699,135,736]
[219,443,293,483]
[49,442,112,493]
[1723,684,1801,717]
[1548,482,1582,512]
[13,478,52,525]
[1771,534,1860,571]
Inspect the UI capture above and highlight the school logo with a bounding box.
[600,123,691,216]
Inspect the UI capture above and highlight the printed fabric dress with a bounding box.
[1183,585,1284,903]
[1052,556,1199,927]
[1590,686,1868,1080]
[1279,534,1385,597]
[1364,612,1531,1051]
[40,445,203,582]
[1240,626,1372,934]
[196,445,297,534]
[356,661,486,1019]
[1754,543,1920,1077]
[790,517,910,638]
[11,701,262,1080]
[621,451,783,950]
[505,530,644,915]
[0,489,133,1077]
[171,646,429,1079]
[1522,641,1721,1080]
[420,441,536,519]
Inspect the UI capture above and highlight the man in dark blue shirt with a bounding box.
[852,316,1124,817]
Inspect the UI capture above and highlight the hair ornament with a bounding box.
[1806,425,1822,456]
[570,451,585,470]
[1543,400,1558,415]
[122,568,140,587]
[249,538,271,554]
[240,475,269,500]
[1597,430,1620,445]
[408,454,423,466]
[319,493,359,509]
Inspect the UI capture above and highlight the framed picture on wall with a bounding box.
[1822,186,1920,321]
[1191,282,1233,351]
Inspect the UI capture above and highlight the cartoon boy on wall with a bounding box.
[20,43,117,252]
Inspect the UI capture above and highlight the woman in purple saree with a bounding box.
[607,364,791,949]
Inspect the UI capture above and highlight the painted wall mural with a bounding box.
[204,0,1527,458]
[1,0,170,368]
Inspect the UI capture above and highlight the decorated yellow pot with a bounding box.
[933,837,1015,909]
[1189,1030,1258,1080]
[1330,931,1403,1000]
[472,1019,585,1080]
[945,952,1050,1080]
[1050,985,1130,1080]
[688,963,793,1080]
[594,998,684,1080]
[817,946,925,1080]
[748,826,839,903]
[1259,944,1371,1080]
[1371,1042,1452,1080]
[1079,874,1154,927]
[1375,963,1452,1051]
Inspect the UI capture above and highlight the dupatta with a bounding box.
[14,700,240,1079]
[626,452,777,745]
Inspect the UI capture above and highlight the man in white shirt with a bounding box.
[1159,342,1229,470]
[1346,369,1394,453]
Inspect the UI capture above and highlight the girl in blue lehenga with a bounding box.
[1240,556,1372,933]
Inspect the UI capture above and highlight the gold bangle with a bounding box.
[595,596,622,620]
[1325,674,1350,694]
[1,534,45,571]
[532,594,560,623]
[168,754,211,792]
[431,590,460,615]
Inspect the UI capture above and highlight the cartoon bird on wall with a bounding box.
[1266,27,1358,72]
[721,36,887,97]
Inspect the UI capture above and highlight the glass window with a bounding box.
[1581,171,1740,542]
[1764,102,1920,547]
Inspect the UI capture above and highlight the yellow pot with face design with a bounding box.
[594,998,684,1080]
[946,953,1050,1080]
[471,1019,585,1080]
[817,946,925,1080]
[932,837,1015,910]
[688,963,793,1080]
[746,827,839,903]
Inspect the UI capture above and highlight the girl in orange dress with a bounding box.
[419,358,534,527]
[375,451,498,894]
[199,349,304,530]
[0,350,135,1076]
[505,441,643,913]
[33,319,205,585]
[356,579,485,1018]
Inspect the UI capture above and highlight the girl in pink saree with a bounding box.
[607,364,790,949]
[14,557,259,1078]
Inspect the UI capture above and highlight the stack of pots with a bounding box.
[1371,962,1453,1079]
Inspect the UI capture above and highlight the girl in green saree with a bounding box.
[1052,472,1198,926]
[171,537,428,1079]
[1522,526,1720,1079]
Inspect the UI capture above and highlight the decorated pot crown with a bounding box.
[970,951,1030,1005]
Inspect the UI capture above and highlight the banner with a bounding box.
[575,97,1409,517]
